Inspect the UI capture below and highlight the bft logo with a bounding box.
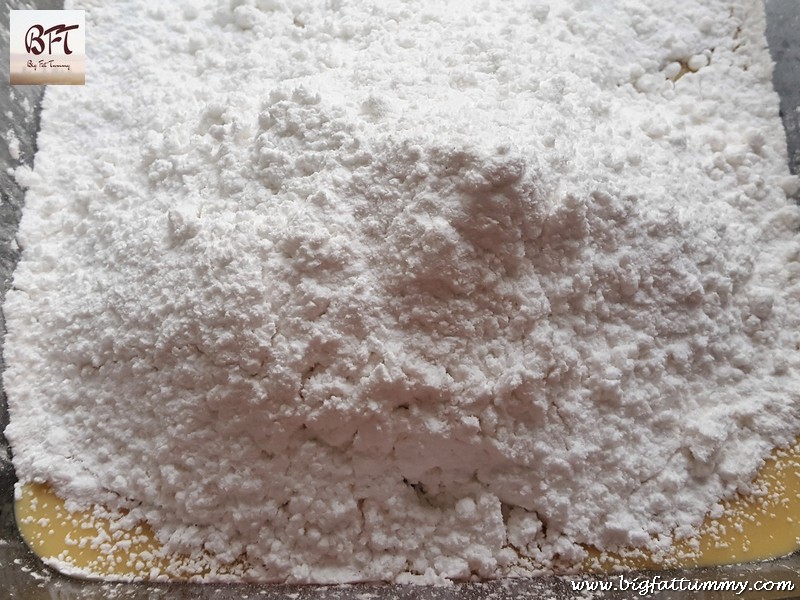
[10,10,85,84]
[25,23,80,56]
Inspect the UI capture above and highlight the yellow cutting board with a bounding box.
[14,439,800,580]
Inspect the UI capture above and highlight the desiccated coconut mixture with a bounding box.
[5,0,800,584]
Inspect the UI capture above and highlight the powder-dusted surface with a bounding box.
[5,0,800,584]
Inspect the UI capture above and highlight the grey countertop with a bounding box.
[1,1,799,598]
[767,0,800,174]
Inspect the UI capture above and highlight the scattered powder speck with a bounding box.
[5,0,800,585]
[6,129,21,161]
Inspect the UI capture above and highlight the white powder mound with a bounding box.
[5,0,800,584]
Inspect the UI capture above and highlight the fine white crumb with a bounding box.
[6,129,21,161]
[5,0,800,585]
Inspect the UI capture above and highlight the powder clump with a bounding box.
[5,0,800,584]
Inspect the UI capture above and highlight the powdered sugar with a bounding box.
[5,0,800,584]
